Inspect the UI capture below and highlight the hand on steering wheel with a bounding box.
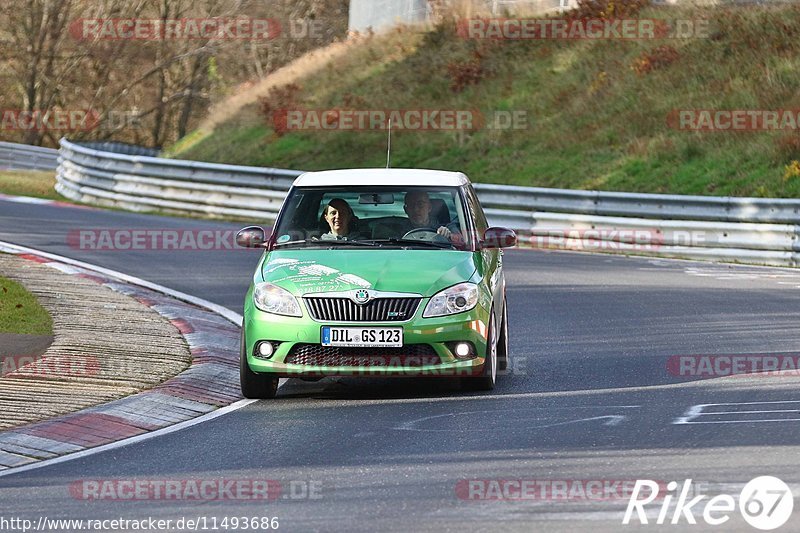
[402,227,451,243]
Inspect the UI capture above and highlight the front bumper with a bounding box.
[243,294,490,378]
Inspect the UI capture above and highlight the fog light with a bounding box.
[256,341,275,358]
[455,342,471,358]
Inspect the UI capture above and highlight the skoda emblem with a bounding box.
[353,289,370,305]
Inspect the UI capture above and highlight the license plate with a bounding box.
[321,327,403,348]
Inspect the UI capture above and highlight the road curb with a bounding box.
[0,192,98,211]
[0,243,243,471]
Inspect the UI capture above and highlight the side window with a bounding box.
[465,185,488,234]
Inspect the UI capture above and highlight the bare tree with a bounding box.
[0,0,349,147]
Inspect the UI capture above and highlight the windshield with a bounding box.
[272,186,470,250]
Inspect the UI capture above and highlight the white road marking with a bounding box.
[0,241,242,325]
[0,195,56,205]
[674,400,800,425]
[683,266,800,284]
[0,399,257,479]
[0,240,289,478]
[710,409,800,415]
[395,407,637,432]
[677,419,800,424]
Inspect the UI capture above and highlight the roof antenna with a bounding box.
[386,118,392,169]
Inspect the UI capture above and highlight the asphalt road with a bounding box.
[1,197,800,532]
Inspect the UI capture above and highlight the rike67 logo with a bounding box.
[623,477,794,530]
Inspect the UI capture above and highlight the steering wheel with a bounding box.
[402,227,450,243]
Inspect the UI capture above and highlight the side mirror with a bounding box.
[236,226,268,248]
[482,227,517,249]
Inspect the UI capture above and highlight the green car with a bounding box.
[236,169,516,399]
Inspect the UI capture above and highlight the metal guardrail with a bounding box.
[77,141,161,158]
[56,139,298,219]
[0,141,156,172]
[474,184,800,224]
[8,137,786,267]
[0,141,59,171]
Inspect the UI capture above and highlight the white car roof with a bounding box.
[292,168,470,187]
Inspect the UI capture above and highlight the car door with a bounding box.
[464,184,505,320]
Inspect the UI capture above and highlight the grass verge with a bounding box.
[0,274,53,335]
[0,171,260,222]
[0,171,61,200]
[170,4,800,198]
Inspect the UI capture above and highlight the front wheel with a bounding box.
[240,330,279,399]
[461,309,497,391]
[497,296,509,371]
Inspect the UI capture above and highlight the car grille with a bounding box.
[285,344,440,367]
[304,297,421,322]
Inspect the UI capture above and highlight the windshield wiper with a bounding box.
[274,239,376,248]
[366,238,455,249]
[318,239,377,247]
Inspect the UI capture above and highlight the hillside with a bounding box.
[170,3,800,197]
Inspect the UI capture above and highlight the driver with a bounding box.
[402,191,458,240]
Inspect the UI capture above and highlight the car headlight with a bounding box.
[253,282,302,317]
[423,282,479,318]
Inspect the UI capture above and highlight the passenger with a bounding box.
[319,198,366,240]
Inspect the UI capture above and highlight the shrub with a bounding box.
[774,133,800,163]
[447,53,484,93]
[568,0,650,20]
[631,45,679,75]
[783,160,800,181]
[259,83,303,136]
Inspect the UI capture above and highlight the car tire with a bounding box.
[240,330,279,399]
[497,296,509,372]
[462,309,497,391]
